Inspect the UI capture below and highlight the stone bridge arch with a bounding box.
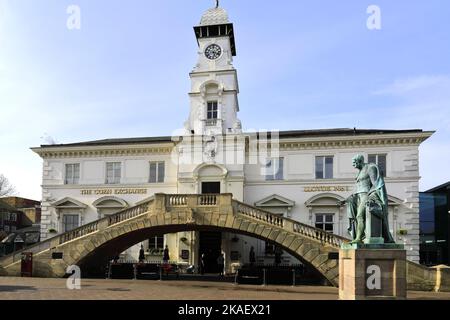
[0,194,346,286]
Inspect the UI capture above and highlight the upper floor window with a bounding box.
[106,162,121,184]
[315,156,334,179]
[315,214,334,233]
[368,154,387,177]
[65,163,80,185]
[207,101,218,120]
[149,162,165,183]
[265,158,284,181]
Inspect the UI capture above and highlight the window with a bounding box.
[63,214,79,232]
[265,241,275,255]
[65,164,80,185]
[4,225,10,232]
[315,156,334,179]
[315,214,334,233]
[10,213,17,222]
[368,154,387,177]
[265,158,284,181]
[106,162,121,184]
[207,101,218,119]
[148,235,164,254]
[148,236,164,250]
[149,162,165,183]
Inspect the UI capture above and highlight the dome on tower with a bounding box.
[199,7,229,26]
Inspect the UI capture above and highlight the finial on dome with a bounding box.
[215,0,219,8]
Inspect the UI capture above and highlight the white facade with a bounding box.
[33,5,433,269]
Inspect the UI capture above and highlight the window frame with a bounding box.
[65,163,80,185]
[149,161,165,183]
[315,213,335,233]
[264,157,284,181]
[62,214,79,233]
[106,162,122,185]
[315,156,334,180]
[368,154,387,177]
[207,101,219,120]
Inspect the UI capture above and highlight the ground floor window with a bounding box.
[265,241,275,255]
[148,236,164,254]
[63,214,79,232]
[315,214,334,233]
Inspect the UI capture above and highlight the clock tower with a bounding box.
[185,3,242,136]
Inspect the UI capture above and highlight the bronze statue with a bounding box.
[340,154,395,244]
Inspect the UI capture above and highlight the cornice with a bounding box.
[258,132,434,151]
[244,177,421,186]
[32,143,175,159]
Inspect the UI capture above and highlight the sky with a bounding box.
[0,0,449,200]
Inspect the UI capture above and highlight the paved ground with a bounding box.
[0,277,449,300]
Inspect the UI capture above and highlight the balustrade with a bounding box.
[198,194,217,206]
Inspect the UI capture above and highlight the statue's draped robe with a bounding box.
[347,163,395,243]
[367,163,395,243]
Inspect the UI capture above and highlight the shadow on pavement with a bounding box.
[0,285,36,292]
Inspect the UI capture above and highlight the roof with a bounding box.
[38,135,174,148]
[36,128,429,149]
[0,199,21,212]
[200,7,229,26]
[425,181,450,193]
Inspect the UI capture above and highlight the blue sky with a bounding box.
[0,0,449,200]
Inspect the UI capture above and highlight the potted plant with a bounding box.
[397,229,408,236]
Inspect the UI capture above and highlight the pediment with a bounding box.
[93,196,128,209]
[255,194,295,208]
[52,197,87,209]
[305,193,345,207]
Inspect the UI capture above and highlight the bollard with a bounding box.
[159,265,163,281]
[292,269,296,287]
[234,271,239,285]
[262,268,266,286]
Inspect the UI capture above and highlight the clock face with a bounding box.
[205,44,222,60]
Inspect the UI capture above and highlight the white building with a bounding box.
[32,5,433,272]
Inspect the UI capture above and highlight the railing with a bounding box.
[235,202,284,228]
[108,202,152,227]
[198,194,217,206]
[59,221,99,245]
[5,240,53,265]
[234,200,348,248]
[292,223,347,248]
[205,119,218,126]
[0,199,154,264]
[166,195,188,207]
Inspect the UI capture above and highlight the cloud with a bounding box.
[373,75,450,96]
[373,75,450,131]
[373,75,450,190]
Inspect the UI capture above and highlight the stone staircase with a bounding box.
[0,193,447,291]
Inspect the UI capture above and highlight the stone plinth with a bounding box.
[339,246,407,300]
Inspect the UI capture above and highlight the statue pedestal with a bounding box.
[339,245,407,300]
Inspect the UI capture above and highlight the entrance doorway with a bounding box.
[199,181,222,274]
[199,231,222,274]
[201,182,221,194]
